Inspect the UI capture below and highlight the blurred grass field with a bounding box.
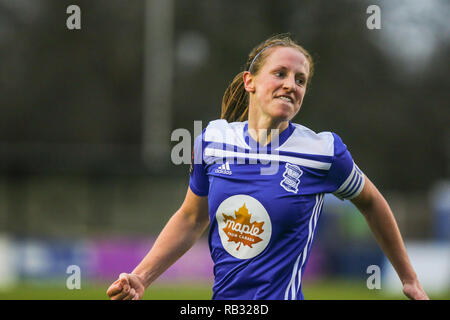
[1,279,448,300]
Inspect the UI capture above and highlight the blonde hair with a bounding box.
[221,34,314,123]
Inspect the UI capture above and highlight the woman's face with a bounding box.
[244,46,310,122]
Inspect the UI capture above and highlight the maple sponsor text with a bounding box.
[224,220,261,237]
[222,204,265,251]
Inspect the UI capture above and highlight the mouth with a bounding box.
[275,95,294,104]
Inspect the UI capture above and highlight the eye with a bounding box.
[275,71,285,78]
[296,78,306,86]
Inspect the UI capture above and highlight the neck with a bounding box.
[247,115,289,146]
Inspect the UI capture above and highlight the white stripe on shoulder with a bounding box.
[334,163,365,200]
[204,119,249,149]
[277,124,334,156]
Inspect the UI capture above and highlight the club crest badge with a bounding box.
[280,163,302,194]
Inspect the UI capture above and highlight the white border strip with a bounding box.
[295,194,324,295]
[284,194,324,300]
[204,148,331,170]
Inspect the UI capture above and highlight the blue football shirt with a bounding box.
[189,119,365,300]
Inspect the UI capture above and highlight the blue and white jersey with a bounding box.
[189,119,365,300]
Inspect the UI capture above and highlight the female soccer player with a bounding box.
[107,34,429,300]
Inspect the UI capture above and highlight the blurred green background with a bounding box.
[1,280,449,300]
[0,0,448,300]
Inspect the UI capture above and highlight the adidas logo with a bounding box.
[215,161,232,175]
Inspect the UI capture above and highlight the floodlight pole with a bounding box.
[142,0,174,171]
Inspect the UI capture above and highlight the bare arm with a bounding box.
[351,176,429,300]
[107,187,209,300]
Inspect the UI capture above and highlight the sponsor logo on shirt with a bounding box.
[216,195,272,260]
[280,163,302,194]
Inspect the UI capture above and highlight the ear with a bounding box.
[243,71,255,93]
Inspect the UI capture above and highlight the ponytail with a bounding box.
[221,71,249,122]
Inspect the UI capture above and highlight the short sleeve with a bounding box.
[326,133,365,200]
[189,131,209,196]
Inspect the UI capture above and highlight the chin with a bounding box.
[269,114,291,123]
[272,104,296,119]
[271,108,292,120]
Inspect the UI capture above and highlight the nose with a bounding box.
[282,75,296,91]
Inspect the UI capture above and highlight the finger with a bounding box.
[119,273,130,289]
[111,282,132,300]
[415,290,429,300]
[106,280,123,297]
[132,294,140,301]
[110,288,130,300]
[110,293,124,300]
[123,288,136,301]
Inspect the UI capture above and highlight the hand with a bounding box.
[107,273,146,300]
[402,280,429,300]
